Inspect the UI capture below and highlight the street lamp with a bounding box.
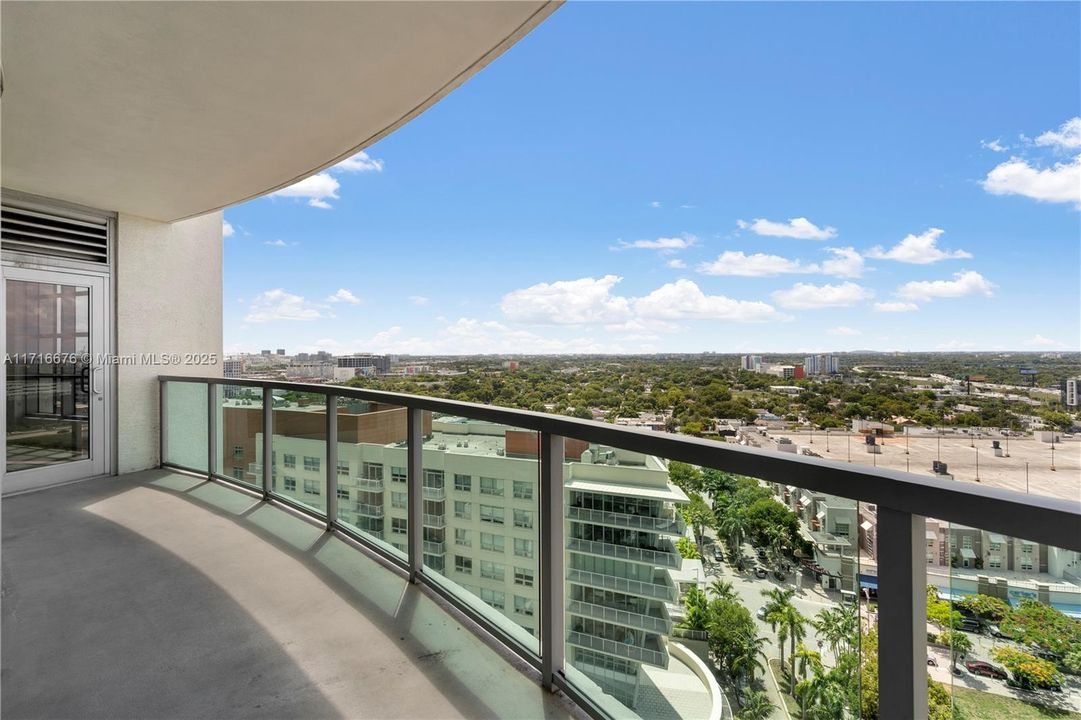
[826,428,830,453]
[974,446,980,482]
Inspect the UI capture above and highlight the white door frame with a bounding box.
[2,265,112,494]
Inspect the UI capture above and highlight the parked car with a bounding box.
[986,624,1013,640]
[965,660,1007,680]
[958,618,983,633]
[754,566,769,579]
[712,547,723,562]
[756,606,768,620]
[927,656,938,667]
[1007,676,1063,692]
[756,548,768,561]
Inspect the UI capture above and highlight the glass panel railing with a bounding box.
[936,524,1080,718]
[419,411,540,657]
[326,396,408,560]
[266,390,327,519]
[214,383,262,490]
[162,380,207,471]
[561,443,868,720]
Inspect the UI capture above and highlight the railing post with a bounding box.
[540,432,565,691]
[159,380,168,467]
[325,394,338,530]
[877,507,927,720]
[407,408,424,582]
[206,382,216,479]
[262,387,273,500]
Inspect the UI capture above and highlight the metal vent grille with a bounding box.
[1,205,108,263]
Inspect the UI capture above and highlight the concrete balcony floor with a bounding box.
[1,470,584,720]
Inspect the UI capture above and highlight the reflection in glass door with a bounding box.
[4,270,107,491]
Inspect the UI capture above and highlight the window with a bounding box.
[337,460,350,477]
[283,453,296,469]
[927,553,935,564]
[363,462,383,481]
[962,535,973,550]
[391,466,406,483]
[284,476,296,492]
[833,522,850,538]
[303,479,321,495]
[479,588,505,610]
[480,505,504,525]
[512,480,533,500]
[233,445,244,459]
[513,509,533,529]
[514,538,534,559]
[337,488,350,500]
[455,556,472,574]
[480,561,505,581]
[392,542,406,553]
[989,542,1002,552]
[455,529,470,547]
[514,596,534,617]
[304,456,320,472]
[514,567,534,587]
[989,558,1003,569]
[392,518,408,535]
[450,501,469,519]
[232,467,244,481]
[480,533,504,553]
[424,470,445,488]
[454,474,472,492]
[1021,543,1034,554]
[1020,561,1034,571]
[392,492,407,509]
[480,477,504,496]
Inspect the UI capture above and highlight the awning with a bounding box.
[925,530,937,540]
[859,575,878,590]
[816,510,826,520]
[960,548,976,560]
[987,533,1007,545]
[862,521,875,531]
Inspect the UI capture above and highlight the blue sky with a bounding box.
[222,2,1080,356]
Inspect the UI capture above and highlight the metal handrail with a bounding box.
[567,599,673,634]
[567,505,685,534]
[566,568,678,602]
[567,538,681,568]
[161,375,1081,550]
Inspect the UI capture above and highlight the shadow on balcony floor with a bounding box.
[1,470,583,720]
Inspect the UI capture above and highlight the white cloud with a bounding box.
[633,280,786,323]
[981,154,1081,207]
[650,201,662,208]
[666,259,687,269]
[501,275,632,325]
[827,326,861,336]
[500,275,784,327]
[981,139,1007,153]
[736,217,837,240]
[613,235,698,254]
[408,295,430,306]
[896,270,995,301]
[333,150,385,173]
[1034,117,1081,150]
[223,220,234,238]
[697,251,813,277]
[865,228,972,264]
[269,172,340,208]
[244,289,324,323]
[264,239,287,247]
[1024,334,1068,349]
[679,204,696,209]
[696,246,862,278]
[873,301,919,313]
[326,288,361,305]
[819,247,865,278]
[771,281,873,309]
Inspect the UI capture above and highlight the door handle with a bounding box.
[91,366,103,395]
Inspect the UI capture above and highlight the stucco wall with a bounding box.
[116,212,222,473]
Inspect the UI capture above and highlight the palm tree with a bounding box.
[718,506,748,551]
[738,690,773,720]
[781,605,809,694]
[794,642,823,683]
[940,629,973,673]
[812,605,855,661]
[731,632,768,691]
[760,587,796,628]
[709,578,737,602]
[680,586,710,632]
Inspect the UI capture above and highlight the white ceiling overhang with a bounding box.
[1,1,559,221]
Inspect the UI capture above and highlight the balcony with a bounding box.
[566,568,679,603]
[0,469,578,720]
[567,600,673,635]
[566,630,669,668]
[566,505,685,535]
[356,477,384,491]
[422,486,446,501]
[422,513,446,529]
[423,540,446,555]
[355,502,384,518]
[566,538,681,569]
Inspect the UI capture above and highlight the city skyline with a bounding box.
[222,2,1080,355]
